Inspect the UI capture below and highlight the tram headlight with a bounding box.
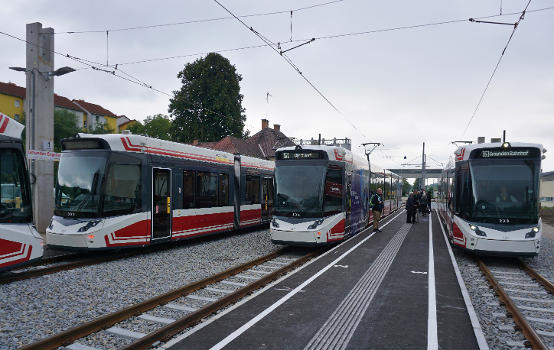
[526,227,539,238]
[308,218,324,230]
[78,220,101,232]
[469,224,486,237]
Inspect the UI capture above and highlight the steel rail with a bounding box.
[477,258,548,350]
[519,259,554,294]
[121,249,321,350]
[17,248,289,350]
[2,225,270,284]
[1,254,132,284]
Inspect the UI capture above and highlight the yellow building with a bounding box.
[0,81,123,134]
[0,82,25,122]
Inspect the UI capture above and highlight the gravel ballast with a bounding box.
[452,233,554,350]
[0,227,278,350]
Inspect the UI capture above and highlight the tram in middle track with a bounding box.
[46,133,274,249]
[271,145,402,245]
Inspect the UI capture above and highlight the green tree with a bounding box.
[169,53,247,143]
[87,122,115,134]
[54,109,81,152]
[402,178,411,196]
[127,121,145,135]
[142,114,172,140]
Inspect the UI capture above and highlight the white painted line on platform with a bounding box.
[435,209,490,350]
[207,210,406,350]
[106,326,146,339]
[427,214,438,350]
[158,210,405,350]
[66,342,102,350]
[186,295,217,302]
[164,303,198,312]
[139,314,176,324]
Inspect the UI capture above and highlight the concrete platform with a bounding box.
[164,210,486,350]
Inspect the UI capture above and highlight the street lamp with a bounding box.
[10,66,75,80]
[8,66,75,149]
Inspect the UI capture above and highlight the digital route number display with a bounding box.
[474,148,540,159]
[277,151,325,160]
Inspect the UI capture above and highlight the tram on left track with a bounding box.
[0,113,44,270]
[46,132,274,250]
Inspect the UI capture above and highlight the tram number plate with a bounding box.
[498,218,510,224]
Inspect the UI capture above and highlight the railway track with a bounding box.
[1,226,270,285]
[18,247,321,350]
[477,257,554,350]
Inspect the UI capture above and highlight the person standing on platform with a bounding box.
[406,192,416,223]
[371,188,384,232]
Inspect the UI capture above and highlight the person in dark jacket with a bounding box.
[406,193,416,223]
[371,188,384,232]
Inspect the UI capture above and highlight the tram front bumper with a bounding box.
[473,238,539,256]
[46,232,88,248]
[270,229,322,246]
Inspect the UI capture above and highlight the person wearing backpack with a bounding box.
[370,188,384,232]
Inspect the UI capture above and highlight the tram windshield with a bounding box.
[55,153,107,217]
[0,149,32,223]
[460,159,539,224]
[275,164,343,218]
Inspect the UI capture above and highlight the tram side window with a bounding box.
[324,167,343,215]
[183,171,195,208]
[103,164,141,215]
[196,172,218,208]
[218,173,229,206]
[244,175,261,204]
[455,166,472,218]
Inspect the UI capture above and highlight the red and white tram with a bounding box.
[0,113,44,270]
[46,133,274,249]
[270,145,401,246]
[437,141,544,256]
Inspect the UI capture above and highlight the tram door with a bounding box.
[261,177,274,221]
[152,168,171,239]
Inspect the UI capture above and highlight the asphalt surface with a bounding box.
[167,210,481,350]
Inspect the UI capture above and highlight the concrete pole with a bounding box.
[25,22,54,233]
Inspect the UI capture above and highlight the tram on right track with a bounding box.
[437,141,545,256]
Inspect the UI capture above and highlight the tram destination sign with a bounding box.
[474,148,540,159]
[277,150,325,160]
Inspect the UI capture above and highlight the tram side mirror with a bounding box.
[29,173,36,184]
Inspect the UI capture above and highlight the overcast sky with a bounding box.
[2,0,553,173]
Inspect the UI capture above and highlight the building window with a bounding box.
[14,114,20,121]
[14,100,20,108]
